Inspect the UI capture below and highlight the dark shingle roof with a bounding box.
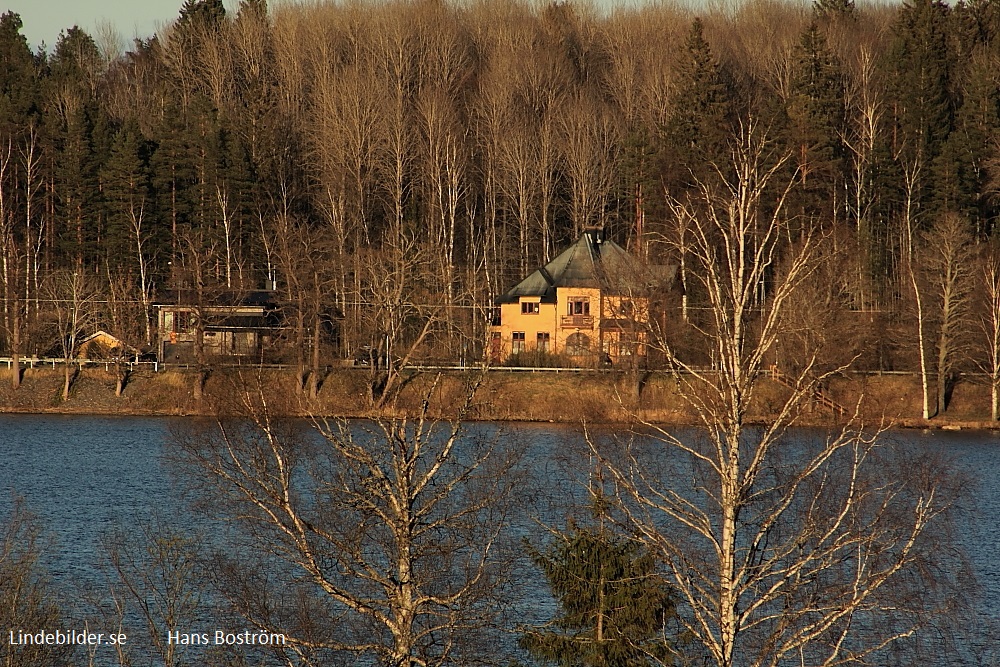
[497,230,647,304]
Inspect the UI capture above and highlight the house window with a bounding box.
[512,331,526,354]
[617,332,636,356]
[568,298,590,316]
[566,332,591,355]
[537,332,550,352]
[521,301,540,315]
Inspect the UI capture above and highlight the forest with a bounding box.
[1,0,1000,416]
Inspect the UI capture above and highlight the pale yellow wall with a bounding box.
[553,287,602,356]
[491,290,652,362]
[493,298,558,358]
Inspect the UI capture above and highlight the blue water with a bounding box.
[0,416,997,663]
[0,415,181,584]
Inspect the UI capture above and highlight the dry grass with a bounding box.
[0,367,997,428]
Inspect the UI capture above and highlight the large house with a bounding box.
[155,290,283,363]
[490,228,656,366]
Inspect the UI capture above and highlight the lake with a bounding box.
[0,415,997,664]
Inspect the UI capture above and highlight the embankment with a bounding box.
[0,366,996,429]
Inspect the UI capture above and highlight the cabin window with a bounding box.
[521,301,540,315]
[173,311,193,333]
[512,331,526,354]
[536,332,550,352]
[567,298,590,316]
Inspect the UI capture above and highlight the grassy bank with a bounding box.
[0,366,997,429]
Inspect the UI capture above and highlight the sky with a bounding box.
[3,0,239,50]
[4,0,638,52]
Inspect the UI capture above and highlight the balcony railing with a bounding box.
[561,315,594,329]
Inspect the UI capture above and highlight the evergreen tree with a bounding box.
[52,106,98,268]
[101,123,156,272]
[520,522,678,667]
[659,18,733,192]
[889,0,955,162]
[236,0,268,22]
[0,11,39,126]
[786,23,847,219]
[150,99,200,271]
[177,0,227,32]
[813,0,857,21]
[932,44,999,229]
[48,27,103,269]
[49,26,101,91]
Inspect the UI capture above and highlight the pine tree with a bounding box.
[520,522,678,667]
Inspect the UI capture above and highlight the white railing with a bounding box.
[0,357,159,373]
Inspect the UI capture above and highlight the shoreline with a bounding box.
[0,366,998,431]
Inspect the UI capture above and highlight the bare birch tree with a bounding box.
[915,214,974,417]
[559,92,620,237]
[0,498,71,667]
[175,374,522,667]
[594,123,959,667]
[105,269,149,396]
[979,244,1000,421]
[0,136,21,389]
[96,517,205,667]
[44,269,100,401]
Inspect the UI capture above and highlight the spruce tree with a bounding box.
[236,0,268,22]
[931,40,999,229]
[520,522,677,667]
[889,0,955,162]
[0,12,39,128]
[177,0,227,32]
[52,106,98,268]
[101,123,155,273]
[813,0,857,21]
[786,23,847,220]
[48,27,102,269]
[659,18,733,193]
[150,99,199,271]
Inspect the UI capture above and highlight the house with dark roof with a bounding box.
[490,228,657,366]
[154,290,283,363]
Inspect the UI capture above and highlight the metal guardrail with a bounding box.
[1,357,997,380]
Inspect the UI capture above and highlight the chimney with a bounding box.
[585,226,605,247]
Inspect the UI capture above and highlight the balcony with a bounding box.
[561,315,594,329]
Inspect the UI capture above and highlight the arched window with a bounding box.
[565,332,591,356]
